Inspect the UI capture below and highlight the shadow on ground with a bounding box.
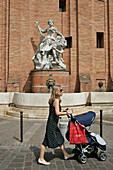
[30,145,73,162]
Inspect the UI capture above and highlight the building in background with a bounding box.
[0,0,113,93]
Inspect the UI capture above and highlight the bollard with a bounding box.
[20,111,23,142]
[100,110,103,137]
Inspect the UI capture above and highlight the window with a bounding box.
[65,37,72,48]
[59,0,66,12]
[97,32,104,48]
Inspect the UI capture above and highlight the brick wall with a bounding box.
[0,0,113,92]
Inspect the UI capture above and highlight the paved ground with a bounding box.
[0,115,113,170]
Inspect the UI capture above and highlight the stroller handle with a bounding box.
[66,113,71,118]
[67,113,77,123]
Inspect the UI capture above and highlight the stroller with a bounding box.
[66,111,107,164]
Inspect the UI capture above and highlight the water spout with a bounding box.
[49,85,53,93]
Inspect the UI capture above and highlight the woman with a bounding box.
[38,86,74,165]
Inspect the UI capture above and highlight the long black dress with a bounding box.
[42,99,64,148]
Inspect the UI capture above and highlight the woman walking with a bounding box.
[38,85,74,165]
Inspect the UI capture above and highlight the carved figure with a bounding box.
[32,20,67,70]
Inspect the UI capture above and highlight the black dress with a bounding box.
[42,100,64,148]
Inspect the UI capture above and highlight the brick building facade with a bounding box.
[0,0,113,93]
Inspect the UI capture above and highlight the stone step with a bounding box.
[5,107,89,119]
[5,110,49,119]
[9,107,21,112]
[9,106,49,114]
[3,106,113,122]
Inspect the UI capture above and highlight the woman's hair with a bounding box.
[49,85,62,104]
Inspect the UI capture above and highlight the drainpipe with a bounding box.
[107,0,111,91]
[75,0,80,92]
[6,0,10,84]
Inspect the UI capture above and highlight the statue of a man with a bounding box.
[32,19,67,70]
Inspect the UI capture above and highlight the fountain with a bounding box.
[31,19,69,93]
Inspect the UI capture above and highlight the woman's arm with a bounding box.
[54,99,72,116]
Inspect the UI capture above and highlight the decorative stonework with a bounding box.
[31,70,69,93]
[46,78,56,90]
[32,20,67,70]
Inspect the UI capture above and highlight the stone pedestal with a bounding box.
[31,69,69,93]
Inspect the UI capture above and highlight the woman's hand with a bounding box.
[62,108,72,115]
[62,109,67,112]
[67,110,72,115]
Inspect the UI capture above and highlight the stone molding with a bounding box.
[0,92,113,108]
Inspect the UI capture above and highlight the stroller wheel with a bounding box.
[78,154,87,164]
[98,151,107,161]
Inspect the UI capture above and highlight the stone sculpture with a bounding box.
[32,19,67,70]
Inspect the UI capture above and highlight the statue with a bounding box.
[32,19,67,70]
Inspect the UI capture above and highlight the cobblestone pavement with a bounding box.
[0,115,113,170]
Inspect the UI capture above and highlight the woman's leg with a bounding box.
[39,144,49,163]
[38,144,50,165]
[60,144,74,158]
[60,144,68,156]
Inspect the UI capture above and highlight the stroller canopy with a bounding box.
[74,111,96,126]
